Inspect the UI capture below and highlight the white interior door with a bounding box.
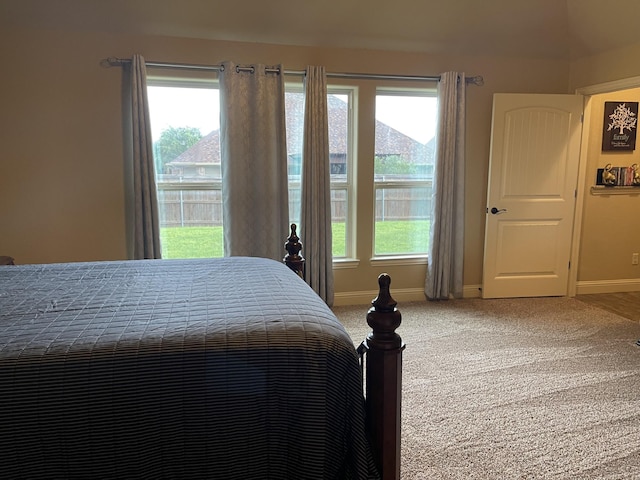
[482,93,583,299]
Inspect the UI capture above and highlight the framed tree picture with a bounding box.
[602,101,638,151]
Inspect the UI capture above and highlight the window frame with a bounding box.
[281,81,357,260]
[147,76,223,258]
[146,75,358,262]
[326,86,357,261]
[371,87,437,261]
[146,77,436,264]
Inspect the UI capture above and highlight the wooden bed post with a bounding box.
[361,273,404,480]
[283,223,305,278]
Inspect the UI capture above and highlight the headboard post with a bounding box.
[283,223,305,278]
[363,273,404,480]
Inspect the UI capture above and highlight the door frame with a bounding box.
[569,75,640,296]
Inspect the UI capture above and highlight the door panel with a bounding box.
[482,94,583,298]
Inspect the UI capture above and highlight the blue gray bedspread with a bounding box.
[0,257,378,480]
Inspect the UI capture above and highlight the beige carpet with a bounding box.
[333,297,640,479]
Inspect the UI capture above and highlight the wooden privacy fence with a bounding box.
[157,186,432,227]
[157,190,223,227]
[375,186,431,221]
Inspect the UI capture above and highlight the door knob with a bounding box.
[490,207,507,215]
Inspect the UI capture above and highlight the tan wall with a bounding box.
[577,88,640,285]
[569,47,640,292]
[1,26,573,302]
[570,43,640,92]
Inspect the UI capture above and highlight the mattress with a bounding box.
[0,257,378,480]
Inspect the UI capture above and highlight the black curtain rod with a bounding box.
[101,57,484,86]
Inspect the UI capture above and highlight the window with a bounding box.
[147,78,354,260]
[373,90,437,256]
[147,76,434,262]
[327,90,353,258]
[276,86,354,259]
[147,80,222,259]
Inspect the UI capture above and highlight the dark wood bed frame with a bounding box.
[284,224,404,480]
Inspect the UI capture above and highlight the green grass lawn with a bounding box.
[160,220,430,259]
[160,226,224,258]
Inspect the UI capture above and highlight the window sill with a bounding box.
[331,256,428,269]
[332,258,360,269]
[370,255,428,267]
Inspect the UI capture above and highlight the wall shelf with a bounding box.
[590,185,640,195]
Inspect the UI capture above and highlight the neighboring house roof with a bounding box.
[167,94,433,167]
[171,129,221,165]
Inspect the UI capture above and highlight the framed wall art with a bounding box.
[602,101,638,151]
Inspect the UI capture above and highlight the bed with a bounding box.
[0,229,403,480]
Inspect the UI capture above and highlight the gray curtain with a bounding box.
[219,62,289,261]
[129,54,161,259]
[301,66,334,306]
[425,72,466,299]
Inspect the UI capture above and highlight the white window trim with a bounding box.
[328,86,357,260]
[371,87,437,259]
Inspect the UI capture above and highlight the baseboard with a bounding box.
[576,279,640,295]
[334,284,484,306]
[462,281,640,297]
[333,287,426,306]
[333,278,640,306]
[463,284,483,298]
[335,280,640,304]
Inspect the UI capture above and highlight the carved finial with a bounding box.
[371,273,397,313]
[283,223,305,278]
[366,273,402,349]
[285,224,302,257]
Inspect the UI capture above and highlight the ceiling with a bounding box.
[2,0,640,61]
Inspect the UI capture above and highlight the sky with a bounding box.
[147,86,438,144]
[147,86,219,141]
[375,94,437,143]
